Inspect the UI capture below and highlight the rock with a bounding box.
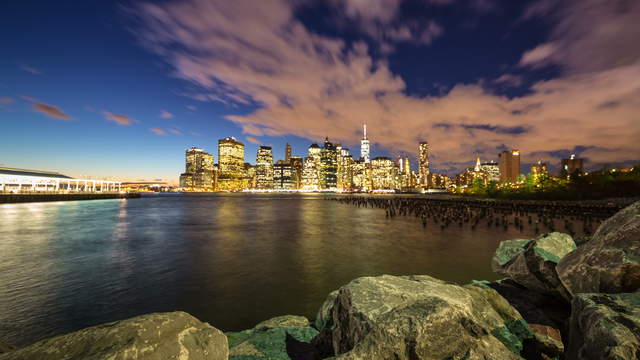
[557,201,640,297]
[492,232,576,298]
[314,290,338,331]
[0,311,228,360]
[0,340,13,354]
[566,292,640,360]
[227,315,319,360]
[326,275,534,359]
[522,324,564,360]
[487,279,570,333]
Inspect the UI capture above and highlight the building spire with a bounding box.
[363,124,367,139]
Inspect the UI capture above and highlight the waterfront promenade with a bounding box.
[0,192,140,203]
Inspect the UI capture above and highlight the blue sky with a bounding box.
[1,0,638,182]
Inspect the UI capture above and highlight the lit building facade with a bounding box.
[360,124,370,163]
[285,143,292,162]
[480,161,500,182]
[320,138,338,189]
[499,149,521,183]
[289,156,304,189]
[256,146,274,189]
[352,160,371,191]
[418,142,430,188]
[217,137,246,191]
[371,157,397,190]
[274,160,293,190]
[398,156,412,190]
[302,144,321,190]
[531,161,549,182]
[337,147,354,190]
[179,147,215,190]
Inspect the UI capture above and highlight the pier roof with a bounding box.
[0,167,73,179]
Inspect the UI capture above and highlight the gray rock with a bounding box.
[566,292,640,360]
[557,201,640,297]
[326,275,534,360]
[0,311,228,360]
[492,232,576,298]
[315,290,338,331]
[0,340,13,354]
[226,315,318,360]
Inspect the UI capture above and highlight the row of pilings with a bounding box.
[330,196,625,236]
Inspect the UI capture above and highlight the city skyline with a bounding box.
[1,0,639,183]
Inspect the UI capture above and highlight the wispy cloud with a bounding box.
[494,74,524,87]
[19,64,43,75]
[134,0,640,171]
[159,110,174,119]
[150,128,166,135]
[245,136,260,144]
[186,105,197,111]
[102,111,133,126]
[169,128,182,135]
[0,97,14,105]
[33,103,73,121]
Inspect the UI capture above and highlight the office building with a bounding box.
[274,160,293,190]
[531,161,549,182]
[285,143,292,162]
[217,137,246,190]
[560,154,584,178]
[360,124,370,163]
[419,142,430,188]
[256,146,274,189]
[499,149,521,183]
[179,147,214,189]
[320,137,338,189]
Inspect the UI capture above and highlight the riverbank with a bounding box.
[1,200,637,359]
[0,192,141,203]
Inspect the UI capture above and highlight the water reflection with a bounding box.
[0,194,565,347]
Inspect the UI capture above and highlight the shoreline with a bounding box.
[0,192,141,204]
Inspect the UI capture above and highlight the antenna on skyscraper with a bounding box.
[363,124,367,139]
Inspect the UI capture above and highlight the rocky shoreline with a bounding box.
[1,201,638,360]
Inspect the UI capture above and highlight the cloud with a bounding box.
[190,131,202,136]
[19,64,42,75]
[186,105,197,111]
[245,136,261,144]
[134,0,640,173]
[150,128,166,135]
[20,95,40,103]
[160,110,174,118]
[519,43,556,67]
[102,111,133,126]
[169,128,182,135]
[494,74,524,87]
[32,103,73,120]
[0,97,14,105]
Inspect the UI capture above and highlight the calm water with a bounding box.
[1,193,551,346]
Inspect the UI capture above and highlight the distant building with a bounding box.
[371,157,396,190]
[419,142,430,188]
[302,144,321,190]
[274,160,293,190]
[289,156,304,189]
[285,143,292,162]
[499,150,521,183]
[352,160,371,191]
[360,124,370,163]
[560,154,584,178]
[531,161,549,182]
[398,156,412,189]
[320,137,338,189]
[179,147,214,189]
[0,167,121,193]
[256,146,274,189]
[337,147,354,190]
[480,160,500,182]
[217,137,246,191]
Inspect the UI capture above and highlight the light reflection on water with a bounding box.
[0,193,561,346]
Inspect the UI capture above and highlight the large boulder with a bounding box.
[0,312,228,360]
[492,232,576,298]
[226,315,318,360]
[325,275,534,360]
[315,290,338,331]
[557,201,640,297]
[0,341,13,355]
[566,292,640,359]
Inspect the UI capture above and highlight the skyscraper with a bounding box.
[289,156,303,189]
[217,137,246,190]
[418,142,430,188]
[274,160,293,190]
[302,144,321,190]
[360,124,370,164]
[320,137,338,189]
[499,149,521,183]
[256,146,274,189]
[480,160,500,182]
[371,157,397,190]
[531,161,549,182]
[179,147,214,189]
[285,143,292,162]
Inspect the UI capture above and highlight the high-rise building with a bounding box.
[179,147,214,189]
[352,160,371,191]
[499,149,521,183]
[285,143,292,162]
[398,156,412,189]
[302,144,321,190]
[256,146,274,189]
[217,137,246,190]
[337,147,353,190]
[480,161,500,182]
[531,161,549,182]
[418,142,430,188]
[360,124,370,164]
[320,137,338,189]
[560,154,584,178]
[371,157,397,190]
[289,156,303,189]
[274,160,293,190]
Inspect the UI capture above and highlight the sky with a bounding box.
[1,0,639,183]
